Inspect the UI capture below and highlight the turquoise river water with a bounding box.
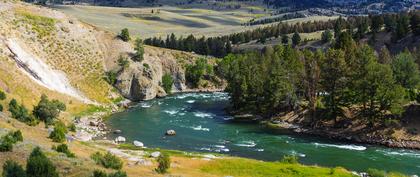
[107,92,420,175]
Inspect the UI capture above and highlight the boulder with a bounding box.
[113,129,122,134]
[115,136,126,143]
[165,129,176,136]
[133,140,144,147]
[150,151,161,158]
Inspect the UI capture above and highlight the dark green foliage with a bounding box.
[0,130,24,152]
[320,49,348,121]
[222,45,302,115]
[161,74,174,94]
[186,58,212,88]
[49,121,67,143]
[281,34,289,44]
[410,12,420,36]
[292,32,301,46]
[8,99,37,125]
[26,147,59,177]
[391,51,420,89]
[119,28,130,42]
[321,30,333,43]
[155,153,170,174]
[0,90,6,100]
[52,144,75,158]
[370,15,384,33]
[2,160,26,177]
[393,14,410,41]
[104,71,118,85]
[281,155,299,164]
[32,94,66,125]
[91,152,123,170]
[92,170,127,177]
[133,38,144,62]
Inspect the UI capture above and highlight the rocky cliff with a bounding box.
[113,46,225,101]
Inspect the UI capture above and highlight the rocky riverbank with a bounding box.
[267,120,420,150]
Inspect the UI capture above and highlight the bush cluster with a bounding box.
[0,130,23,152]
[91,152,123,170]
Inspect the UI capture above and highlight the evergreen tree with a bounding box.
[391,51,420,89]
[33,94,66,125]
[281,34,289,44]
[133,38,145,62]
[119,28,130,42]
[2,160,26,177]
[321,30,333,43]
[370,15,384,33]
[320,49,348,122]
[26,147,59,177]
[292,32,301,46]
[410,12,420,36]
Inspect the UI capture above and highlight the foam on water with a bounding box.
[313,143,367,151]
[164,109,179,115]
[186,100,195,103]
[235,140,257,147]
[191,125,210,131]
[193,112,214,118]
[376,149,420,158]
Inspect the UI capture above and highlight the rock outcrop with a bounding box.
[114,46,224,101]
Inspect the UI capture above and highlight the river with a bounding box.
[106,92,420,175]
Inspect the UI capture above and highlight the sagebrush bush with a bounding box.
[2,160,26,177]
[52,144,75,158]
[155,153,170,174]
[91,152,123,170]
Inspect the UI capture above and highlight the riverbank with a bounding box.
[266,106,420,150]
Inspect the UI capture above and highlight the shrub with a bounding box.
[161,74,174,94]
[119,28,130,42]
[0,130,24,152]
[186,58,210,88]
[133,38,144,62]
[0,90,6,100]
[91,152,123,170]
[68,123,76,132]
[52,144,75,158]
[155,153,170,174]
[8,99,38,125]
[92,170,127,177]
[26,147,59,177]
[281,155,299,164]
[49,121,67,143]
[32,94,66,125]
[0,104,3,112]
[2,160,26,177]
[104,71,118,85]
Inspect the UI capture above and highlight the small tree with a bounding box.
[161,74,174,94]
[281,155,299,164]
[92,170,127,177]
[119,28,130,42]
[52,144,75,158]
[0,90,5,112]
[155,153,170,174]
[26,147,59,177]
[321,30,333,43]
[8,99,37,125]
[49,121,67,143]
[292,31,301,46]
[281,34,289,44]
[133,38,145,62]
[32,94,66,125]
[91,152,123,170]
[2,160,26,177]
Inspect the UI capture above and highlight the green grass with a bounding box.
[17,11,56,38]
[118,143,224,158]
[200,158,356,177]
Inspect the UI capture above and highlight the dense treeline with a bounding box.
[218,35,420,126]
[244,12,306,26]
[144,33,232,58]
[145,11,420,58]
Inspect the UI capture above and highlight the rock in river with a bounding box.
[113,129,122,134]
[165,129,176,136]
[151,151,161,158]
[115,136,126,143]
[133,140,144,147]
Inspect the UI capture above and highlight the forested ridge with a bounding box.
[145,11,420,58]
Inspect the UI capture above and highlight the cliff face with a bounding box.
[114,46,224,101]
